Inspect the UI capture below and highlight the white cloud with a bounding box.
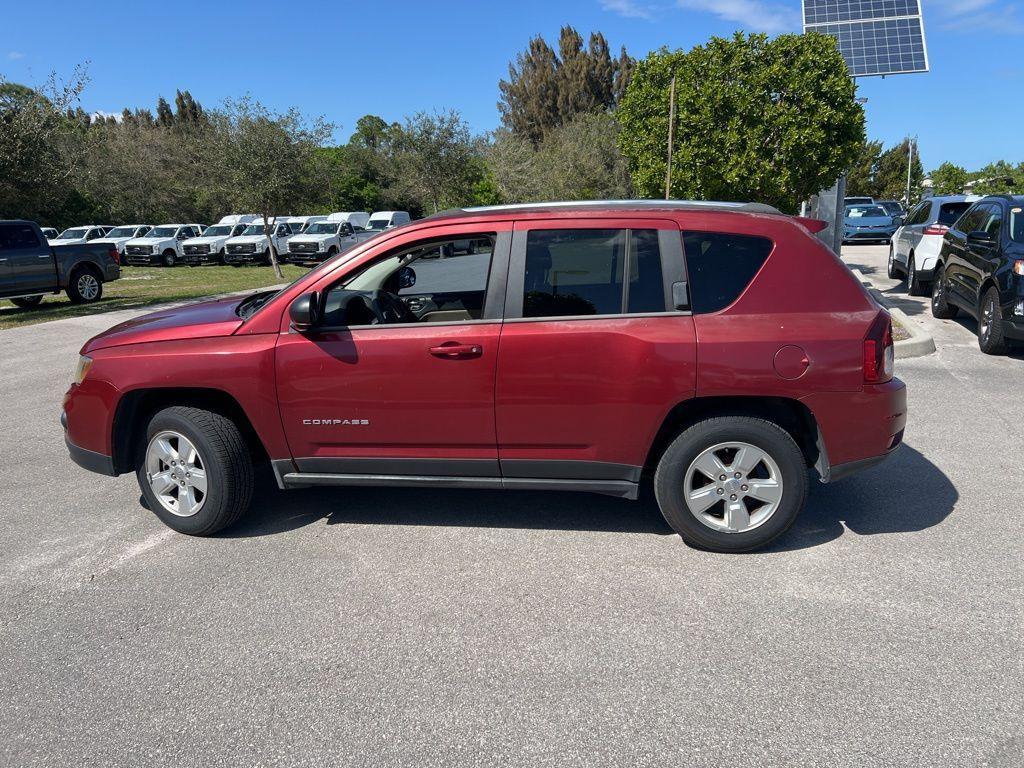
[600,0,655,19]
[675,0,801,34]
[926,0,1024,33]
[7,51,25,60]
[90,110,123,123]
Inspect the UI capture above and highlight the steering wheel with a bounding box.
[366,290,418,324]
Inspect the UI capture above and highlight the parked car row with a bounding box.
[41,210,414,269]
[887,194,1024,354]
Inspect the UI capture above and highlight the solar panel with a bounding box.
[803,0,928,77]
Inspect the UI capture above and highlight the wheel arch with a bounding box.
[644,396,821,476]
[111,387,267,474]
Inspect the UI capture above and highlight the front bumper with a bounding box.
[125,253,157,266]
[844,230,897,242]
[62,409,115,476]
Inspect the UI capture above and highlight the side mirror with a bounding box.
[289,291,322,332]
[967,230,995,245]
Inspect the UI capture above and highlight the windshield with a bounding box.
[202,225,232,237]
[147,227,177,237]
[105,227,137,238]
[305,222,340,234]
[242,224,267,236]
[367,219,390,230]
[846,206,887,218]
[56,228,88,239]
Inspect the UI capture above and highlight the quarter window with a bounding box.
[682,231,773,314]
[522,228,665,318]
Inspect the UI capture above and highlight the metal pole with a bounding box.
[905,136,914,207]
[664,75,677,200]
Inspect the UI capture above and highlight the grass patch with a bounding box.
[0,263,309,330]
[892,316,912,341]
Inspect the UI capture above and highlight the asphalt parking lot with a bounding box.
[1,259,1022,767]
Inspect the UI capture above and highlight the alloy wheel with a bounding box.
[683,442,783,533]
[145,430,208,517]
[78,273,99,300]
[981,297,995,341]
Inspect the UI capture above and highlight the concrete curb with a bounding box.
[851,268,936,359]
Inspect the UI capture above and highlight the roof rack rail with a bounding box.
[428,199,783,219]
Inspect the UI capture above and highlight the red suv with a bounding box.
[62,201,906,552]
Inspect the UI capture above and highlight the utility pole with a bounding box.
[905,136,916,207]
[664,75,677,200]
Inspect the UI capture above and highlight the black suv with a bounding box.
[932,195,1024,354]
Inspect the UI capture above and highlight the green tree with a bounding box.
[846,139,883,198]
[209,97,332,277]
[617,32,864,213]
[389,110,478,214]
[966,160,1023,194]
[498,26,634,146]
[156,97,174,127]
[929,161,968,196]
[874,139,923,203]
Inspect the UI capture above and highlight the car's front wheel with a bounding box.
[137,406,254,535]
[654,416,808,553]
[10,295,44,309]
[162,249,177,267]
[978,287,1008,355]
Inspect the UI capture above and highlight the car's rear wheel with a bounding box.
[10,295,44,309]
[978,287,1008,355]
[137,406,254,536]
[66,267,103,303]
[654,416,807,553]
[907,255,925,296]
[931,265,958,319]
[162,249,176,267]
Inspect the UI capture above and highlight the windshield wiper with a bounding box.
[236,290,278,319]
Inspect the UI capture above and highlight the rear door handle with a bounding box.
[429,342,483,359]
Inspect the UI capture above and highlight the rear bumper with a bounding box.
[104,263,121,281]
[805,377,907,483]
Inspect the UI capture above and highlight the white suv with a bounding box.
[124,224,206,267]
[890,195,981,295]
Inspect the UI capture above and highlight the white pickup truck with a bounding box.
[48,225,108,246]
[95,225,153,258]
[223,219,298,265]
[124,224,206,267]
[181,220,255,265]
[286,218,361,265]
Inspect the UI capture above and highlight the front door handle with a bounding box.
[429,342,483,359]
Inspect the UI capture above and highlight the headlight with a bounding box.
[73,355,93,384]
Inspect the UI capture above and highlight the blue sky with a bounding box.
[2,0,1019,171]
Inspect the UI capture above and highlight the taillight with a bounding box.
[109,246,120,265]
[863,311,894,384]
[922,224,949,236]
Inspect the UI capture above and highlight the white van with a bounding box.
[365,211,411,232]
[217,214,260,227]
[327,211,371,231]
[285,215,328,234]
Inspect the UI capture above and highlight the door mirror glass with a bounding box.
[289,292,322,331]
[397,265,416,289]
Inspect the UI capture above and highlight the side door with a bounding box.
[0,223,53,295]
[275,223,512,477]
[174,226,192,256]
[945,203,986,304]
[899,201,928,265]
[495,219,696,488]
[962,202,1004,307]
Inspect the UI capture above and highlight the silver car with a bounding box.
[889,195,981,295]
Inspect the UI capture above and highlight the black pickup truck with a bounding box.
[0,220,121,308]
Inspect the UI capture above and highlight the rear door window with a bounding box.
[682,231,773,314]
[0,223,41,250]
[521,228,666,318]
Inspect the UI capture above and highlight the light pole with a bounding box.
[905,135,917,207]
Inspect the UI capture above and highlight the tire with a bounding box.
[10,295,43,309]
[162,249,176,267]
[653,416,808,553]
[887,246,900,279]
[327,245,338,259]
[907,255,925,296]
[978,287,1008,355]
[136,406,254,536]
[66,267,103,304]
[931,265,958,319]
